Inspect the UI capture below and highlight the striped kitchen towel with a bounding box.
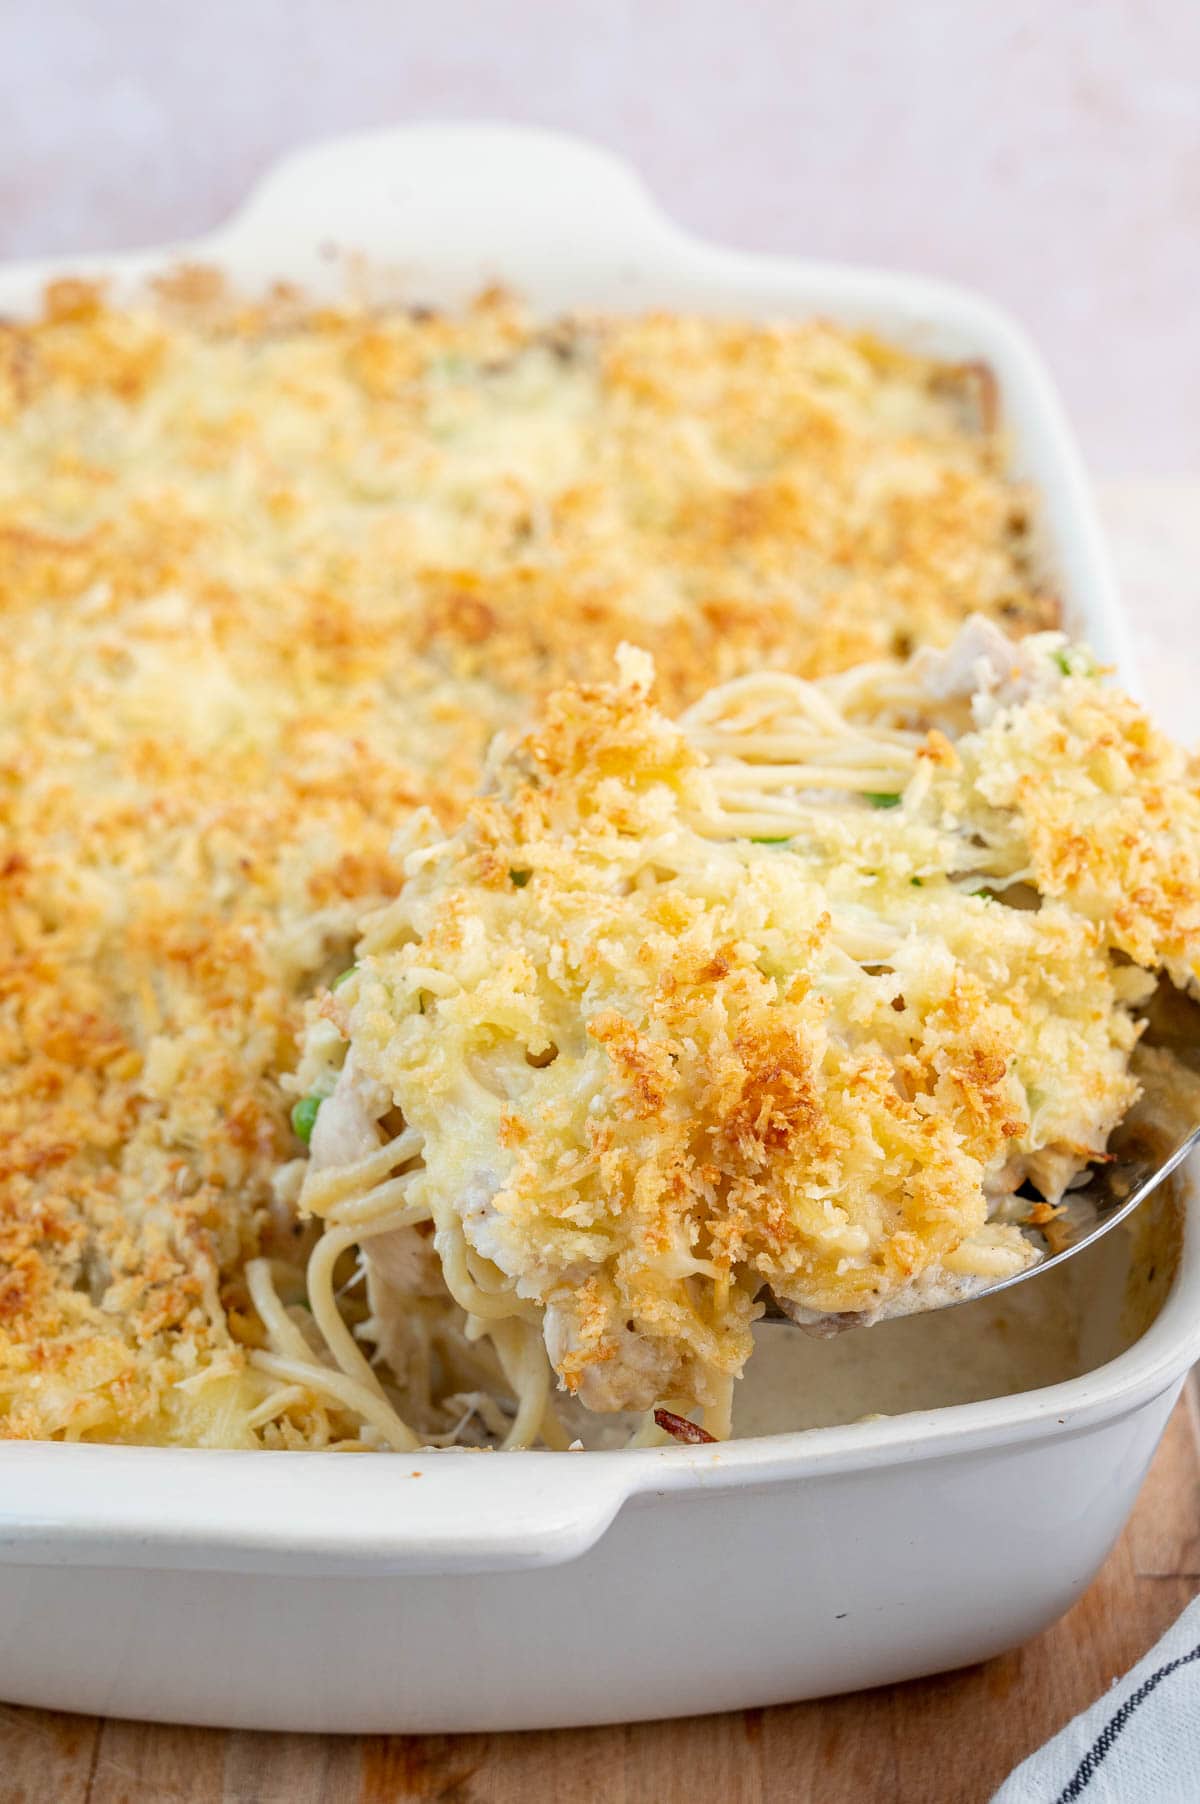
[992,1596,1200,1802]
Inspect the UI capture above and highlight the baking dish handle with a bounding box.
[0,1443,635,1577]
[213,123,686,287]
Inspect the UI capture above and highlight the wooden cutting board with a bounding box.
[3,1371,1196,1804]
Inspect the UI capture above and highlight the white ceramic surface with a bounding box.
[0,125,1193,1733]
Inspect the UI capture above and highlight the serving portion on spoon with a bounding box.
[759,1114,1200,1328]
[262,619,1200,1448]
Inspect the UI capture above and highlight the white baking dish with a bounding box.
[0,124,1191,1734]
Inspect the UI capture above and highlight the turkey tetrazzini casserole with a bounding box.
[1,275,1184,1451]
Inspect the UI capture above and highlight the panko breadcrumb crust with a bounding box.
[1,276,1055,1444]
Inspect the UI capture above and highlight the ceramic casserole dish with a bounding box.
[0,124,1194,1734]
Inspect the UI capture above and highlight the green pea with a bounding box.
[291,1095,322,1144]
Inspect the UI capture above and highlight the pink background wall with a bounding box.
[3,1,1196,476]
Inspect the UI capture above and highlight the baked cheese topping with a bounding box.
[0,279,1052,1446]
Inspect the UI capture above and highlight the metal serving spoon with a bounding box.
[760,1120,1200,1327]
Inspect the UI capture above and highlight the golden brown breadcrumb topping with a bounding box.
[0,277,1054,1444]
